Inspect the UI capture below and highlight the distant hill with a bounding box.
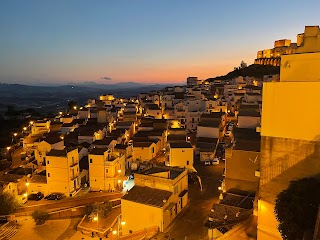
[0,82,170,115]
[206,64,280,81]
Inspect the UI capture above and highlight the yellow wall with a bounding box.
[46,149,80,195]
[261,81,320,141]
[280,52,320,82]
[89,152,125,191]
[121,199,163,234]
[133,144,156,161]
[169,148,194,169]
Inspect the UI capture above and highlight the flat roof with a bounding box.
[170,142,193,148]
[122,186,172,208]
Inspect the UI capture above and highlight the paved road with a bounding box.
[16,192,122,215]
[154,161,224,240]
[11,147,24,168]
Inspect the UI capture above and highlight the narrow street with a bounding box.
[153,161,224,240]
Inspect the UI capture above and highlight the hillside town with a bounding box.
[1,25,320,240]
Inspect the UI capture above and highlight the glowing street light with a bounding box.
[6,147,11,151]
[118,170,121,174]
[73,106,77,110]
[23,193,27,197]
[23,127,27,131]
[29,121,34,125]
[26,182,29,186]
[59,111,63,115]
[13,133,17,137]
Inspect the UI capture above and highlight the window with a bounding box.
[152,147,154,153]
[48,173,50,177]
[90,159,92,163]
[182,150,185,153]
[106,169,108,174]
[47,160,49,165]
[186,161,189,165]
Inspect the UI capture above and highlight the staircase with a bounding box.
[0,221,20,240]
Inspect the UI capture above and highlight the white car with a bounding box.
[212,158,220,165]
[204,159,211,166]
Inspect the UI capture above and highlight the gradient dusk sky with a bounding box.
[0,0,319,85]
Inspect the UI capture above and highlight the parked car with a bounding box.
[211,158,220,165]
[204,159,211,166]
[44,193,63,200]
[28,192,44,201]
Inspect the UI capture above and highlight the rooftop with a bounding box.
[47,147,77,157]
[133,142,154,148]
[238,111,261,117]
[89,147,109,155]
[169,142,193,148]
[139,166,184,180]
[122,186,172,208]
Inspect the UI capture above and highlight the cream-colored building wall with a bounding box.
[280,52,320,82]
[294,26,320,54]
[196,126,219,139]
[169,148,194,169]
[121,199,163,234]
[257,200,282,240]
[261,82,320,141]
[134,170,188,196]
[238,116,260,129]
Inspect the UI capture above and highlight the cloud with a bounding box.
[101,76,112,81]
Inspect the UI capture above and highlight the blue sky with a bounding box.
[0,0,319,85]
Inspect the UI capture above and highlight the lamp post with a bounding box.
[113,216,125,240]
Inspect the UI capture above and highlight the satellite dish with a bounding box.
[283,61,290,68]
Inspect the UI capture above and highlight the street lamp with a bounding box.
[93,213,98,229]
[23,127,27,131]
[29,121,34,125]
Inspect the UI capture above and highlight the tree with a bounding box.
[32,210,50,225]
[274,178,320,240]
[0,192,19,215]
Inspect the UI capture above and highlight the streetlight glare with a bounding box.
[93,217,98,221]
[23,127,27,131]
[112,230,117,235]
[121,221,126,226]
[13,133,17,136]
[26,182,29,186]
[6,147,11,150]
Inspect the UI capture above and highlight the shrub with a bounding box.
[32,210,50,225]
